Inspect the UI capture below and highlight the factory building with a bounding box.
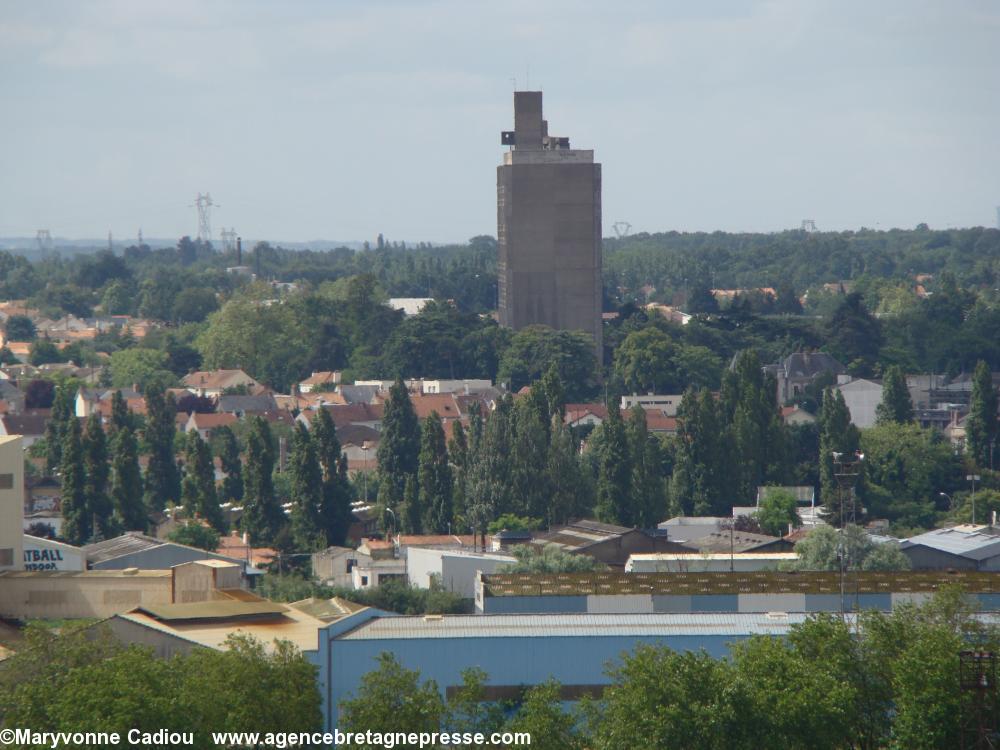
[473,571,1000,615]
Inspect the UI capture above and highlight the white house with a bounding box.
[837,377,883,429]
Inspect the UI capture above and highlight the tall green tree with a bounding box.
[966,359,998,469]
[215,425,244,504]
[82,413,116,539]
[60,418,90,545]
[110,426,146,532]
[510,398,550,520]
[547,415,587,526]
[466,395,515,537]
[671,387,731,516]
[402,475,422,534]
[594,401,632,525]
[875,364,914,425]
[44,383,75,475]
[627,405,664,528]
[181,430,224,532]
[109,389,133,433]
[824,292,882,376]
[376,378,420,505]
[143,385,181,511]
[818,387,860,523]
[311,408,353,546]
[338,653,446,746]
[418,413,453,534]
[288,423,325,551]
[241,416,284,545]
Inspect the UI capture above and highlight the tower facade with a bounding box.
[497,92,602,354]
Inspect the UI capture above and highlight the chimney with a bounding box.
[236,237,242,265]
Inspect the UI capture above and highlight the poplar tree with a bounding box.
[402,475,422,535]
[819,388,861,525]
[45,384,75,475]
[181,430,224,532]
[967,360,998,469]
[627,405,663,528]
[376,378,420,502]
[288,423,325,550]
[447,420,470,523]
[215,425,244,503]
[511,398,549,519]
[144,386,180,511]
[876,365,914,425]
[83,413,116,539]
[60,418,90,545]
[109,389,133,433]
[110,425,146,532]
[418,412,453,534]
[312,408,353,546]
[242,416,283,545]
[595,401,632,526]
[547,415,585,527]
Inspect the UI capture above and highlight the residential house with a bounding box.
[185,412,238,440]
[351,538,406,588]
[564,403,608,430]
[780,405,817,426]
[837,377,883,428]
[765,352,846,404]
[298,371,342,393]
[0,414,48,448]
[621,394,684,416]
[311,546,356,588]
[387,298,433,317]
[217,393,278,417]
[0,381,24,414]
[182,369,262,398]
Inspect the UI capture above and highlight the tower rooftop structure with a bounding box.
[497,91,602,356]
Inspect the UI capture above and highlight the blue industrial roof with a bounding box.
[900,527,1000,561]
[336,612,826,640]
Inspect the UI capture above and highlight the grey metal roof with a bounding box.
[217,394,278,413]
[83,532,165,563]
[337,612,825,640]
[900,527,1000,561]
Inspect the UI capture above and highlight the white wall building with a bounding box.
[407,547,515,599]
[837,378,884,429]
[0,436,24,572]
[22,535,86,572]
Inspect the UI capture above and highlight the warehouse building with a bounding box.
[473,571,1000,614]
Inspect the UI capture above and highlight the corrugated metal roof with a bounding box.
[900,527,1000,561]
[83,532,166,563]
[480,571,1000,597]
[337,612,830,640]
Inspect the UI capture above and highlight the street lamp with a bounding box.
[939,492,953,511]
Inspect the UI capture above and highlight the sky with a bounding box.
[2,0,999,245]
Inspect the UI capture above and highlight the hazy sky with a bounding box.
[2,0,999,244]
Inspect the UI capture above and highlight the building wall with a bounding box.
[324,631,743,731]
[901,546,978,571]
[838,381,883,428]
[0,437,24,572]
[407,548,515,599]
[477,590,1000,615]
[104,617,200,659]
[312,547,355,588]
[0,572,173,619]
[22,535,85,572]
